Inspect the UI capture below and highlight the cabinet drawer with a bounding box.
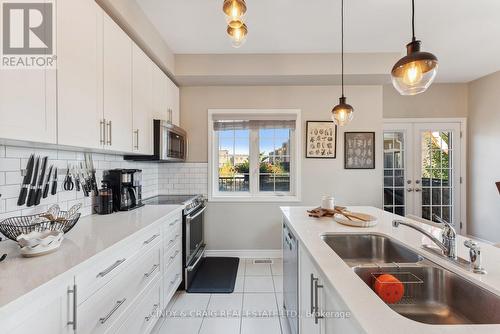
[164,215,182,233]
[164,240,181,271]
[77,242,161,334]
[164,253,182,297]
[76,226,161,303]
[164,224,182,253]
[114,277,161,334]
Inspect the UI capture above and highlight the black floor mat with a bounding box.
[187,257,239,293]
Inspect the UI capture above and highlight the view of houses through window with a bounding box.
[217,127,292,193]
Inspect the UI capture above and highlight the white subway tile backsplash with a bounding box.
[0,158,20,172]
[0,145,160,221]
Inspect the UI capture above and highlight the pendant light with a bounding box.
[223,0,247,23]
[391,0,438,95]
[227,21,248,48]
[331,0,354,127]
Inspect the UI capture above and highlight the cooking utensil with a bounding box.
[42,165,53,199]
[80,162,90,197]
[34,156,48,205]
[85,153,98,195]
[74,166,81,192]
[26,156,40,207]
[51,168,58,195]
[17,154,35,206]
[64,166,74,191]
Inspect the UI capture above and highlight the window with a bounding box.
[209,110,301,201]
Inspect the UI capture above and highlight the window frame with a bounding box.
[208,109,302,202]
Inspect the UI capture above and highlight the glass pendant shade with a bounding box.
[223,0,247,22]
[227,22,248,48]
[391,40,438,96]
[331,97,354,127]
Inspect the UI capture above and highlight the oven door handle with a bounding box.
[186,206,206,221]
[186,245,206,271]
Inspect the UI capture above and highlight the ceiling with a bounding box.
[136,0,500,83]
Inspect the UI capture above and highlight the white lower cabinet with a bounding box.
[5,277,75,334]
[299,247,362,334]
[4,211,182,334]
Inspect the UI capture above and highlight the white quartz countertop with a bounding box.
[0,205,183,310]
[281,206,500,334]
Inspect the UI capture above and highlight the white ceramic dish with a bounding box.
[17,230,64,257]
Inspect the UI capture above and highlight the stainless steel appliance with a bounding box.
[103,169,143,211]
[283,222,299,334]
[124,120,187,162]
[143,195,206,290]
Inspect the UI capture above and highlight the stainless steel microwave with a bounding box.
[125,120,187,162]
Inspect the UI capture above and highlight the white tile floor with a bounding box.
[153,258,285,334]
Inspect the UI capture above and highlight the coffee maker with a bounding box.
[103,169,143,211]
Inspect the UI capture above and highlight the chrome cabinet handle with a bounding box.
[145,304,159,322]
[99,298,126,324]
[106,121,112,146]
[310,274,315,314]
[133,129,139,150]
[407,188,414,192]
[100,119,106,145]
[143,234,160,245]
[169,250,180,261]
[67,285,77,330]
[169,273,180,285]
[144,264,159,278]
[96,259,125,278]
[169,219,179,227]
[314,278,324,324]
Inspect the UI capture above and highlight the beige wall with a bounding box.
[96,0,175,76]
[181,86,383,250]
[468,71,500,241]
[383,84,468,118]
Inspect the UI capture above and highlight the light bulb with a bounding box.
[402,62,423,85]
[227,22,248,48]
[223,0,246,22]
[331,97,354,127]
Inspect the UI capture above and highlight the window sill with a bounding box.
[208,195,301,203]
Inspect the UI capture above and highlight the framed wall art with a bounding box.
[306,121,337,158]
[344,132,375,169]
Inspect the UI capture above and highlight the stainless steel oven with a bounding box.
[183,198,206,290]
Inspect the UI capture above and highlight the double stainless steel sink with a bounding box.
[321,233,500,325]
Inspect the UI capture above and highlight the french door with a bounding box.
[383,120,465,234]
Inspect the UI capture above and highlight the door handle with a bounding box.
[407,188,414,192]
[106,121,112,146]
[310,274,316,314]
[100,120,106,145]
[415,188,422,192]
[134,129,139,150]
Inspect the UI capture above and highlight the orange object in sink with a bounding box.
[373,274,405,304]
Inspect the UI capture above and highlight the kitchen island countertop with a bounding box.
[281,206,500,334]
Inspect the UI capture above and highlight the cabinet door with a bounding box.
[57,0,103,149]
[132,44,153,154]
[167,78,180,126]
[0,71,56,144]
[323,283,362,334]
[103,15,133,153]
[6,279,75,334]
[152,64,168,121]
[299,247,322,334]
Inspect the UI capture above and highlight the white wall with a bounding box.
[468,71,500,242]
[180,86,383,250]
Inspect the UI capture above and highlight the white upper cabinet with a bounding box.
[167,78,180,126]
[103,15,133,153]
[152,64,168,121]
[132,44,153,155]
[0,46,56,143]
[57,0,103,149]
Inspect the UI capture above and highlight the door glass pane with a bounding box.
[420,131,454,224]
[383,131,405,216]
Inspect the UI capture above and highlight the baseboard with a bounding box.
[204,249,282,259]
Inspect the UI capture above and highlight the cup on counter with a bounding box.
[321,196,335,210]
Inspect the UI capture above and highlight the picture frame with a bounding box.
[344,132,376,169]
[305,121,337,159]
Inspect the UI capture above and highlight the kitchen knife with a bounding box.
[26,156,40,207]
[34,156,47,206]
[42,165,53,199]
[17,154,35,206]
[51,168,58,196]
